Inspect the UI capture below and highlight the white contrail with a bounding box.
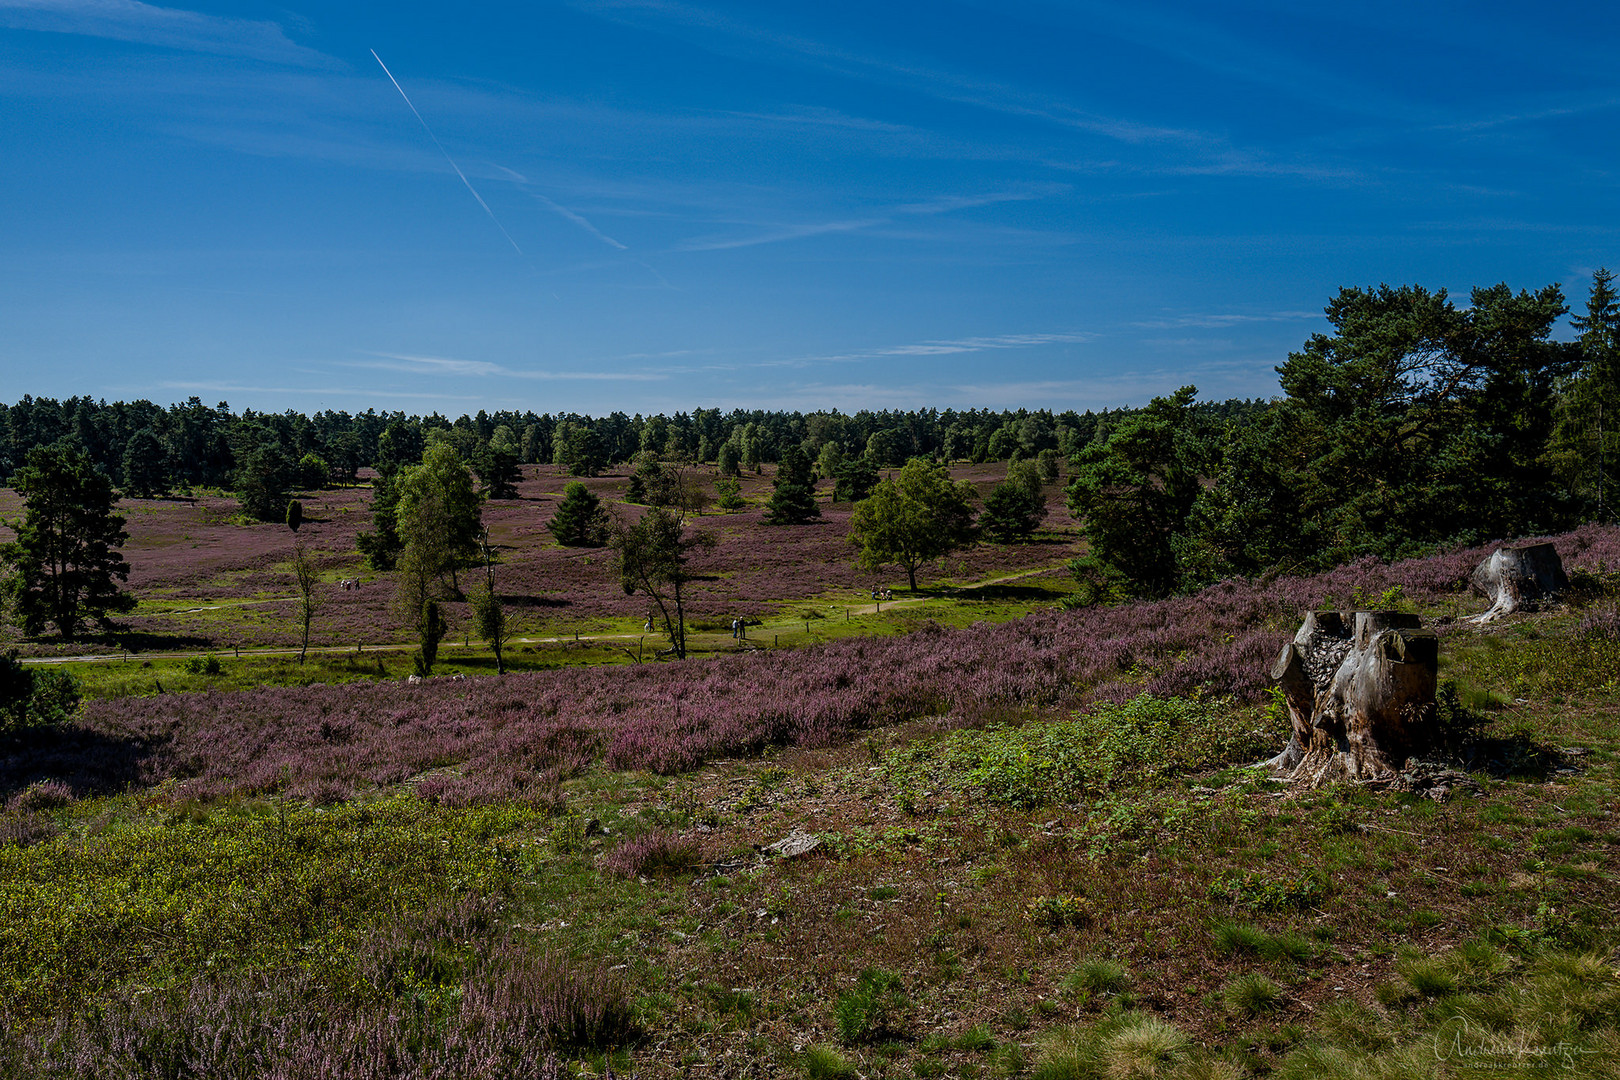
[489,164,627,251]
[370,48,523,255]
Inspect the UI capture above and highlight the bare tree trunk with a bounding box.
[1265,610,1438,784]
[1467,542,1567,623]
[672,575,686,659]
[292,537,321,665]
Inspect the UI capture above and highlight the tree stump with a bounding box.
[1467,542,1567,623]
[1264,610,1439,784]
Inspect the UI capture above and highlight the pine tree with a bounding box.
[120,428,170,498]
[833,457,878,504]
[548,481,609,546]
[477,447,521,500]
[763,446,820,525]
[1555,269,1620,518]
[2,442,137,638]
[356,472,404,570]
[980,460,1047,542]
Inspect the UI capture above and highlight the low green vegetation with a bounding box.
[885,693,1275,809]
[0,794,543,1022]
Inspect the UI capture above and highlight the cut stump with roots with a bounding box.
[1467,541,1567,624]
[1265,609,1438,785]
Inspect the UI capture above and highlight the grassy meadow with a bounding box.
[1,469,1618,1078]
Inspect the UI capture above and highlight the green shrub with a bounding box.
[1208,870,1328,911]
[1433,680,1487,753]
[1026,895,1093,930]
[0,793,536,1021]
[0,652,81,734]
[835,968,909,1045]
[183,654,223,676]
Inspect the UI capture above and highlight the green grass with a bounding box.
[1222,973,1284,1016]
[1063,958,1131,997]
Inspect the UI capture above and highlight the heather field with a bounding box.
[0,462,1082,665]
[2,523,1619,1078]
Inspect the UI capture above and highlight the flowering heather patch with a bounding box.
[24,526,1611,805]
[4,778,74,812]
[599,829,700,878]
[0,941,634,1077]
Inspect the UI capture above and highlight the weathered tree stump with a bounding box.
[1467,542,1567,623]
[1264,610,1439,784]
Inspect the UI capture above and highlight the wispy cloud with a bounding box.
[355,353,507,377]
[1129,311,1320,330]
[739,330,1095,369]
[679,217,883,252]
[159,380,487,402]
[678,186,1065,252]
[875,331,1095,357]
[0,0,333,66]
[489,164,629,251]
[718,105,914,134]
[351,352,668,382]
[574,0,1207,146]
[1434,94,1620,134]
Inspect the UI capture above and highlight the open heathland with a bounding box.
[2,522,1619,1077]
[0,462,1081,668]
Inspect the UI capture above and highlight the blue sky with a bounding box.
[2,1,1617,416]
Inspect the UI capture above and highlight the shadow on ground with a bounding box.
[1,724,155,804]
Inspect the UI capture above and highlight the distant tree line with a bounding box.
[0,395,1265,522]
[8,269,1614,613]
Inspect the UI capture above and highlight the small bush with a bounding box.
[183,654,223,676]
[1433,680,1487,753]
[6,780,74,813]
[0,812,61,848]
[835,968,909,1046]
[475,946,636,1050]
[1026,895,1093,930]
[1208,870,1327,911]
[918,693,1266,810]
[1565,568,1620,607]
[0,652,82,734]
